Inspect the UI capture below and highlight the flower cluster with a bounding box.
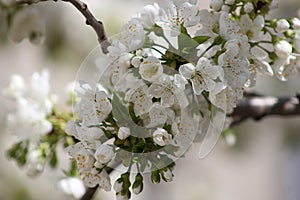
[4,69,73,177]
[4,0,300,199]
[66,0,300,199]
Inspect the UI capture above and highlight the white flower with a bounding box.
[98,170,111,191]
[139,56,163,82]
[156,1,200,36]
[209,83,243,113]
[113,180,123,193]
[247,46,273,87]
[65,120,103,148]
[56,177,86,199]
[273,57,299,81]
[224,133,236,146]
[116,193,129,200]
[110,53,131,86]
[294,31,300,53]
[179,57,220,95]
[244,2,254,13]
[162,169,173,182]
[148,74,188,108]
[137,3,160,28]
[218,40,250,88]
[8,8,45,44]
[220,12,248,42]
[221,5,231,13]
[120,18,145,51]
[147,103,167,128]
[196,10,219,38]
[117,127,131,140]
[94,145,114,164]
[133,184,142,195]
[275,19,290,33]
[210,0,223,11]
[3,74,25,98]
[171,112,196,148]
[131,56,142,68]
[125,84,153,116]
[173,0,197,6]
[274,40,292,58]
[291,17,300,29]
[74,85,112,126]
[239,14,264,42]
[153,128,172,146]
[66,142,95,173]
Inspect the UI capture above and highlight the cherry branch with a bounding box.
[17,0,110,53]
[229,93,300,126]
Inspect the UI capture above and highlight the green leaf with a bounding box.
[193,36,210,44]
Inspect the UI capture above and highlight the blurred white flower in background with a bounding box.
[3,69,53,142]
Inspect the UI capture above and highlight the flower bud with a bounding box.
[210,0,223,11]
[244,2,254,13]
[274,40,292,58]
[291,18,300,29]
[151,170,161,184]
[275,19,290,33]
[132,174,143,195]
[113,179,123,193]
[161,168,173,182]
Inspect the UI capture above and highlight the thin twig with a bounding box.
[16,0,110,53]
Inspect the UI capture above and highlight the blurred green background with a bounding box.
[1,0,300,200]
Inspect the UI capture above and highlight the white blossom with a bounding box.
[244,2,254,13]
[117,127,131,140]
[113,180,123,193]
[275,19,290,33]
[137,3,160,28]
[125,84,153,116]
[139,56,163,82]
[133,184,142,195]
[196,10,219,38]
[147,103,167,127]
[56,177,86,199]
[4,69,53,141]
[179,57,220,95]
[94,145,114,164]
[239,14,264,42]
[162,169,173,182]
[273,57,298,81]
[66,142,95,173]
[221,5,231,13]
[247,46,273,87]
[210,0,223,11]
[153,128,172,146]
[156,1,200,36]
[8,8,45,44]
[116,193,129,200]
[291,17,300,29]
[120,18,145,51]
[274,40,293,59]
[148,74,188,108]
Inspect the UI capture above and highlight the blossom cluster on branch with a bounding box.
[2,0,300,200]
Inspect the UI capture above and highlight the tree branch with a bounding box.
[229,93,300,126]
[17,0,110,53]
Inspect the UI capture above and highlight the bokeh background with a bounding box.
[1,0,300,200]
